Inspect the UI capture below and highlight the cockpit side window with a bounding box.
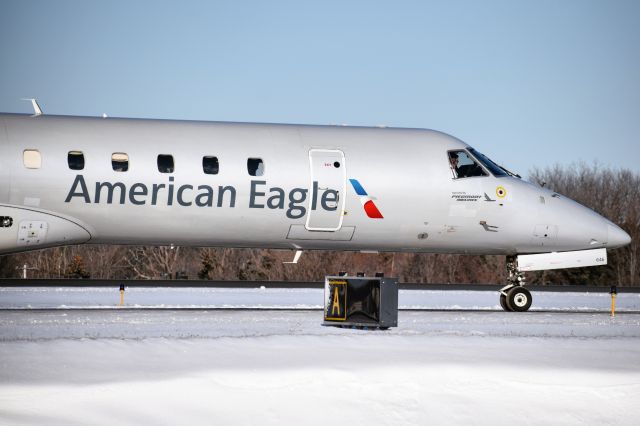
[448,150,488,179]
[467,148,509,177]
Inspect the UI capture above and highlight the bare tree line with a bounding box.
[1,164,637,285]
[0,245,506,284]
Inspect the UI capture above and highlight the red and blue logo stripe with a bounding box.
[349,179,384,219]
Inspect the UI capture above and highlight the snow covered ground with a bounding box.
[1,288,639,425]
[2,286,640,311]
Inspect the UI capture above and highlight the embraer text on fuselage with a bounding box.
[64,175,338,219]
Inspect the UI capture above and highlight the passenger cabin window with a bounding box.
[247,158,264,176]
[448,150,487,179]
[23,150,42,169]
[157,154,174,173]
[112,153,129,172]
[68,151,85,170]
[203,156,219,174]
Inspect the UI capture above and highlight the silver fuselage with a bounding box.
[0,113,631,255]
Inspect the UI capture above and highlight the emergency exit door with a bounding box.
[305,149,346,231]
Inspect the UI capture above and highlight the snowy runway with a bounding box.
[2,309,640,340]
[1,288,639,425]
[2,286,640,311]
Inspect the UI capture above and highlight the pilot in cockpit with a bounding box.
[448,150,487,179]
[449,151,461,177]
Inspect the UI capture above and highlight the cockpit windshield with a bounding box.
[448,150,488,178]
[467,148,509,177]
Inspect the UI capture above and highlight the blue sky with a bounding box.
[1,0,639,176]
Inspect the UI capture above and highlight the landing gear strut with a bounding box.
[499,256,532,312]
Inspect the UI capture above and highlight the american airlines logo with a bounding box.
[349,179,384,219]
[64,175,344,220]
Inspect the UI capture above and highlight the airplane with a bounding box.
[0,102,631,311]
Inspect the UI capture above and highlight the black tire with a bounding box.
[500,294,511,311]
[506,287,532,312]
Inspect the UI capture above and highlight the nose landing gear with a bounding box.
[500,285,532,312]
[500,256,532,312]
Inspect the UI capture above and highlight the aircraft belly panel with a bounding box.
[287,224,355,241]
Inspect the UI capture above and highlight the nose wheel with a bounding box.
[500,286,532,312]
[500,256,532,312]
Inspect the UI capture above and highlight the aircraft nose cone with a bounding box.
[607,224,631,248]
